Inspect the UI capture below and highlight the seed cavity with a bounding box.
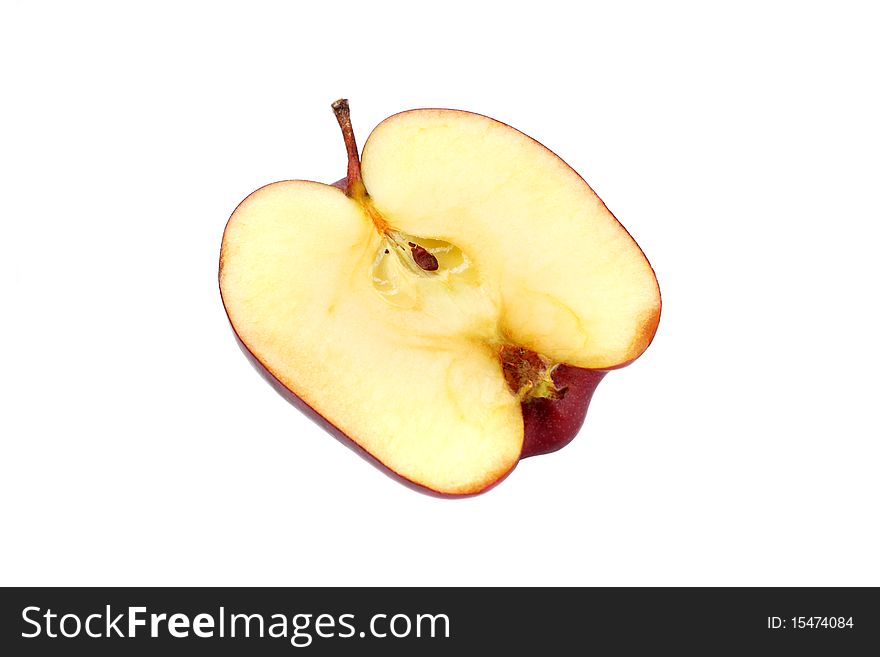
[370,230,477,306]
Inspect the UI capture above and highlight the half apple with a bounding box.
[220,100,660,495]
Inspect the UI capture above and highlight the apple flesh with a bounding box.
[336,177,606,460]
[235,323,604,490]
[219,100,660,495]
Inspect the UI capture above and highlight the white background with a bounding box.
[2,1,878,586]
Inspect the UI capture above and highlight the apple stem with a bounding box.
[331,99,367,199]
[331,99,389,232]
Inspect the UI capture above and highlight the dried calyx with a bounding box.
[499,345,568,402]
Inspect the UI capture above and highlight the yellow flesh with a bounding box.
[220,110,660,494]
[362,110,660,367]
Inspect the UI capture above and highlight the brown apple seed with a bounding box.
[408,242,439,271]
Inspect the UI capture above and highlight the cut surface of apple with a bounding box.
[220,101,660,495]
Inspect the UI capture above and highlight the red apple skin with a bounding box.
[520,366,606,458]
